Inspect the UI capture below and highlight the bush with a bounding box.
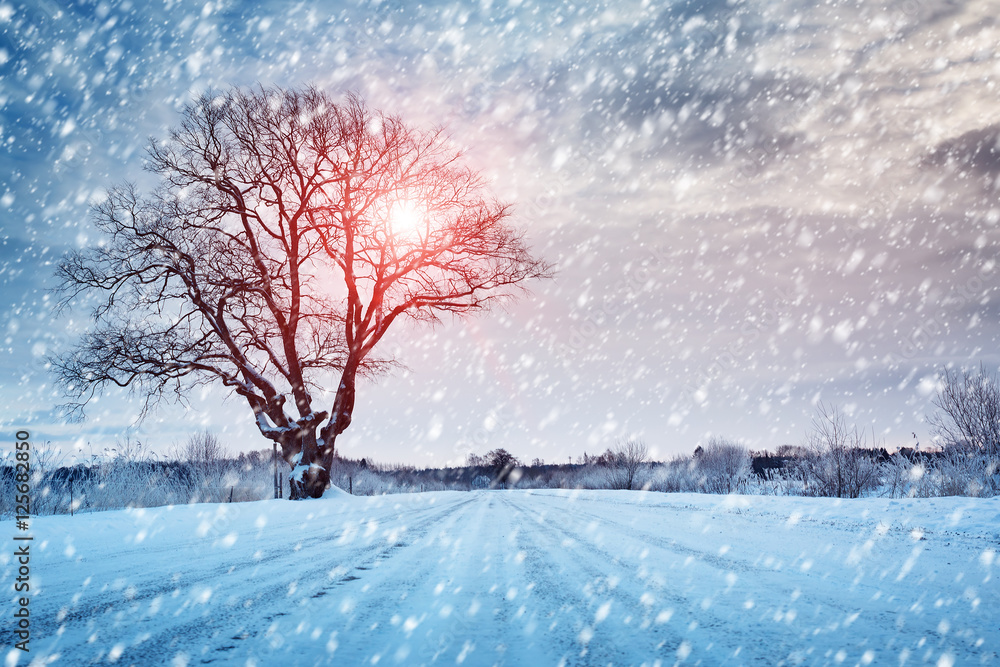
[930,445,996,497]
[929,365,1000,458]
[646,457,701,493]
[696,438,752,494]
[928,365,1000,496]
[603,438,650,490]
[795,404,881,498]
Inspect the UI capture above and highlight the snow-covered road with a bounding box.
[4,490,998,665]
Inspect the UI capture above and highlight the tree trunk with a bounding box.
[318,357,361,484]
[254,401,330,501]
[268,355,360,500]
[288,426,330,500]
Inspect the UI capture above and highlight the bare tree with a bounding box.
[53,86,549,499]
[605,438,649,490]
[798,403,880,498]
[929,365,1000,458]
[486,448,520,488]
[307,98,550,497]
[180,430,227,466]
[928,365,1000,495]
[179,430,228,487]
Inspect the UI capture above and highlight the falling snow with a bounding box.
[3,0,1000,662]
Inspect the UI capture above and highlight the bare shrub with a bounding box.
[931,445,995,497]
[696,438,752,494]
[928,365,1000,496]
[797,404,881,498]
[929,365,1000,457]
[173,431,238,502]
[0,446,67,517]
[180,431,227,468]
[646,456,700,493]
[604,438,649,490]
[70,439,187,511]
[351,468,394,496]
[880,453,915,499]
[576,467,614,490]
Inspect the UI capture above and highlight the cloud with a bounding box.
[926,124,1000,179]
[526,0,813,173]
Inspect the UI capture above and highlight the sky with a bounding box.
[2,0,1000,467]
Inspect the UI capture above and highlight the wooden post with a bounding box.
[349,476,352,495]
[273,442,279,499]
[69,475,74,517]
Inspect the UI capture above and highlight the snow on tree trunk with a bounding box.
[287,428,330,500]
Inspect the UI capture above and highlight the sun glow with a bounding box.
[388,200,425,238]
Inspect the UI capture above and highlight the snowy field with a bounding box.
[4,490,998,666]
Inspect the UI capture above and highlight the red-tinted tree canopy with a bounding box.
[54,85,550,498]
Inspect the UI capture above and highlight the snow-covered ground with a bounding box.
[4,490,998,666]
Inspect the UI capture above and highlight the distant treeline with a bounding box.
[334,447,949,487]
[1,440,992,518]
[0,446,952,498]
[748,446,941,479]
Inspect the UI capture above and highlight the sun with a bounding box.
[388,199,425,238]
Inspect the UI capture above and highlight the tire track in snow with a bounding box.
[270,492,568,667]
[27,493,475,665]
[510,492,899,665]
[503,492,886,665]
[498,492,728,666]
[507,492,996,666]
[15,491,996,666]
[228,492,502,666]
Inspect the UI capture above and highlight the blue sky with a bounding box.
[3,0,1000,465]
